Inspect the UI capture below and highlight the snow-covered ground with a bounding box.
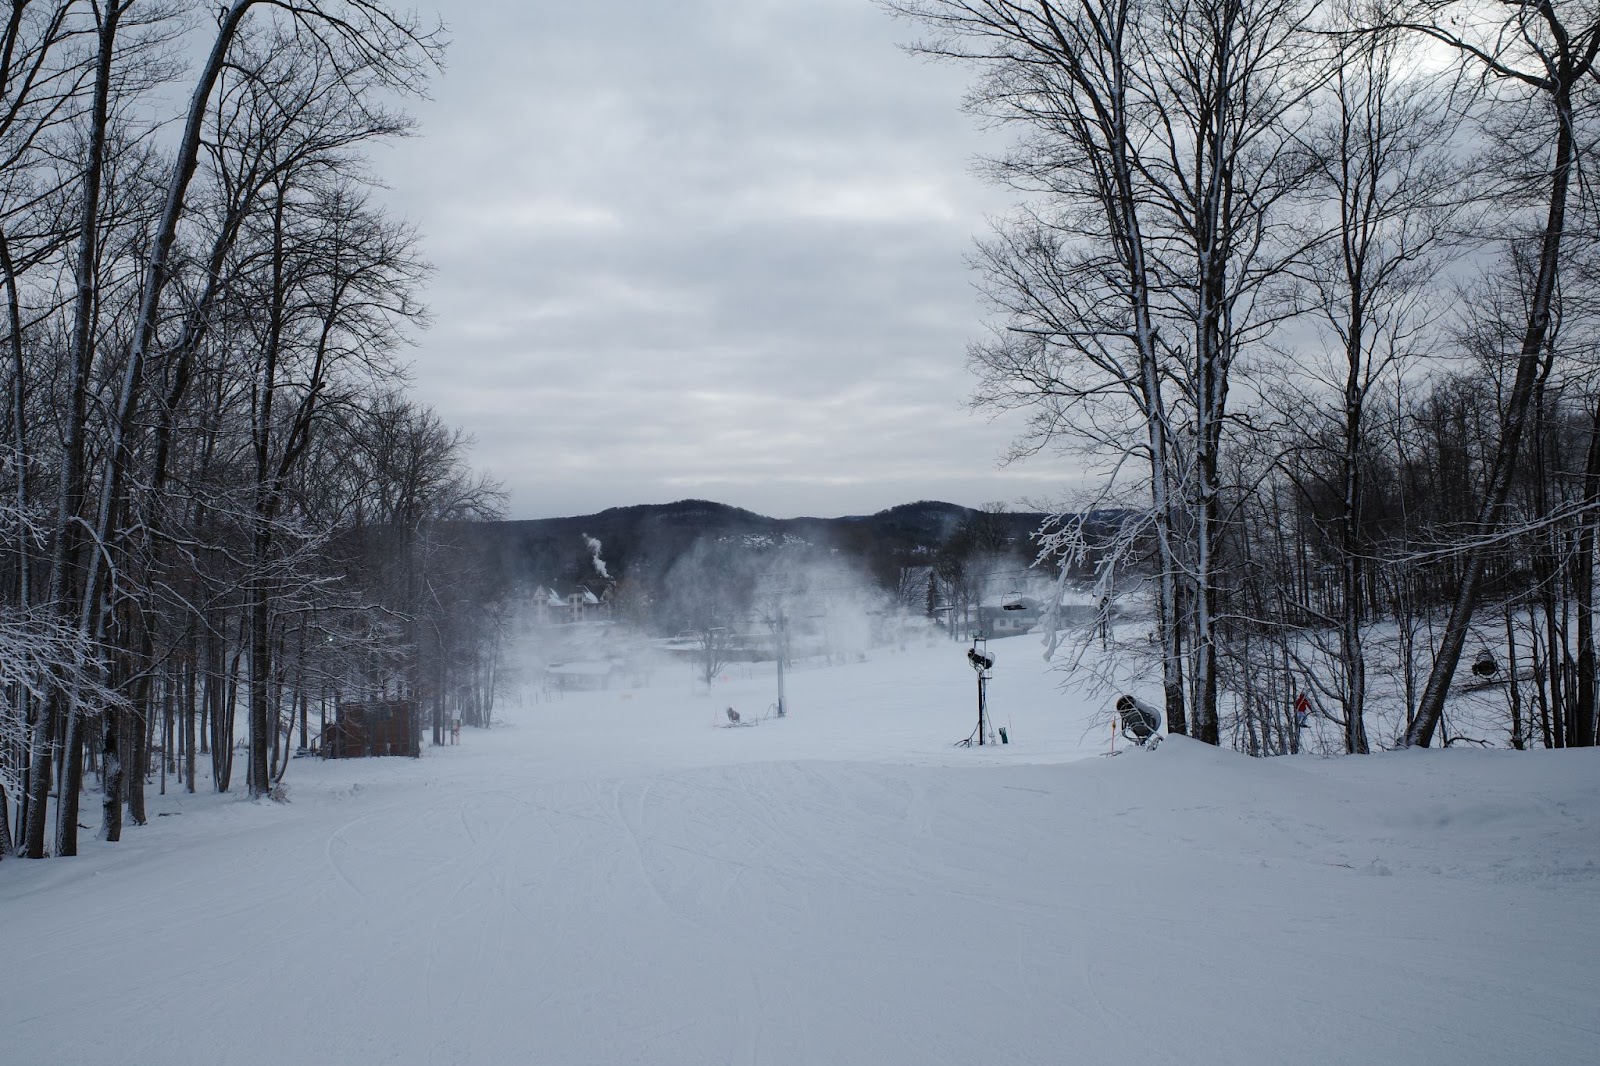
[4,636,1596,1065]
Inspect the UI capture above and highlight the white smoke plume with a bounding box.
[583,534,611,579]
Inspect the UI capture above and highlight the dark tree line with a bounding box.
[0,2,504,861]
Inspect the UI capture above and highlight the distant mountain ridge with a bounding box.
[474,499,1050,590]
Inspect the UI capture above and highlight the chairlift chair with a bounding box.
[1001,574,1028,612]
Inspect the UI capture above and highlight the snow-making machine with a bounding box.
[1115,694,1162,750]
[958,637,998,746]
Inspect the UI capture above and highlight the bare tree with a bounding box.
[1373,0,1600,746]
[12,0,443,855]
[1279,20,1461,752]
[664,536,758,688]
[891,0,1323,743]
[887,0,1192,729]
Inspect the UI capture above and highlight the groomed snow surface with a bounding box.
[4,636,1597,1065]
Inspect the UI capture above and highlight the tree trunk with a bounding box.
[1407,73,1580,746]
[1506,603,1525,750]
[1571,395,1600,746]
[55,707,86,855]
[0,781,14,858]
[185,649,197,793]
[99,706,121,842]
[126,651,151,826]
[23,0,123,860]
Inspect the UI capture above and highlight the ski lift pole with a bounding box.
[775,605,787,718]
[972,659,985,742]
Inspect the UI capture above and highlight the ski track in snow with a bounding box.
[3,638,1599,1065]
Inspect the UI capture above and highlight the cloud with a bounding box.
[444,198,625,236]
[383,0,1061,518]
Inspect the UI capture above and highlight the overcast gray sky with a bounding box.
[383,0,1065,520]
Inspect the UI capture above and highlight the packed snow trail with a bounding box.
[3,641,1597,1065]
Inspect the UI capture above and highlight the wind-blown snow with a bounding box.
[2,638,1595,1065]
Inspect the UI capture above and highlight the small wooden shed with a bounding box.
[325,699,417,758]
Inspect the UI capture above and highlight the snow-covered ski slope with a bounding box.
[4,638,1597,1065]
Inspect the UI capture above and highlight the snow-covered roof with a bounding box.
[539,583,613,607]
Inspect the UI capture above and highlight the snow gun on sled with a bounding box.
[1114,695,1162,751]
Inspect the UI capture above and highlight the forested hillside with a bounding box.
[471,498,1048,594]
